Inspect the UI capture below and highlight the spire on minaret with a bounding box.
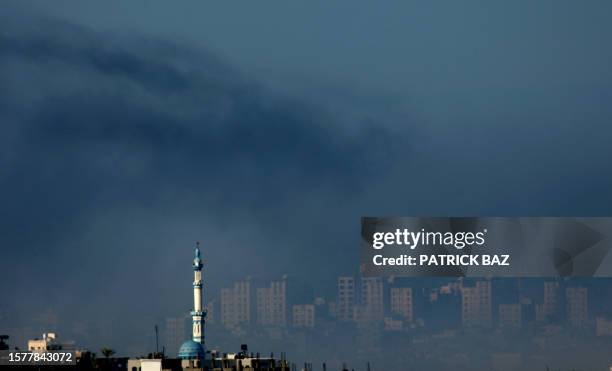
[193,241,203,270]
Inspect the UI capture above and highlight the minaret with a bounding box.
[191,242,205,345]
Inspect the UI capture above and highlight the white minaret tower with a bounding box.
[191,242,205,345]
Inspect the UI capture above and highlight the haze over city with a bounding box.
[2,2,612,368]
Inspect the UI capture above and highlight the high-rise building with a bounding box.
[256,280,287,327]
[337,276,355,322]
[461,280,492,328]
[543,281,559,317]
[220,279,251,328]
[535,280,561,322]
[292,304,315,328]
[205,300,216,325]
[498,304,521,329]
[360,277,384,322]
[390,287,413,322]
[596,317,612,336]
[535,304,545,322]
[256,287,273,326]
[566,286,588,327]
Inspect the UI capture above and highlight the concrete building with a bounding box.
[596,317,612,336]
[292,304,315,328]
[543,281,559,315]
[337,276,355,322]
[28,332,61,352]
[360,277,384,322]
[209,346,287,370]
[390,287,413,322]
[535,281,560,323]
[205,300,216,325]
[566,286,588,327]
[220,279,251,328]
[256,280,287,327]
[534,304,545,323]
[461,280,492,328]
[128,359,161,371]
[535,280,561,322]
[498,304,522,329]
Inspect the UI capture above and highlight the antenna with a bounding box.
[154,325,159,355]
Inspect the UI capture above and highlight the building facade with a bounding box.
[461,280,492,328]
[499,304,522,329]
[256,280,287,327]
[292,304,315,328]
[221,279,251,328]
[337,276,355,322]
[390,287,413,322]
[360,277,384,323]
[566,286,588,327]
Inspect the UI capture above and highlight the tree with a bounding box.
[0,335,8,351]
[101,347,115,358]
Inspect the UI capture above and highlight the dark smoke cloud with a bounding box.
[0,15,397,353]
